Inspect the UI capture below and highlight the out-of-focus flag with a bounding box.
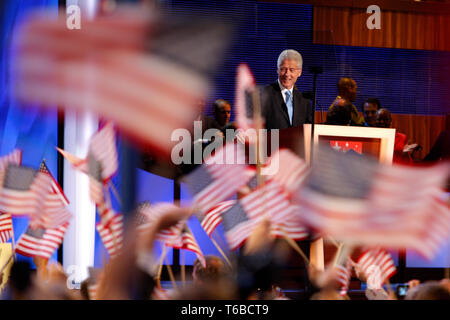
[88,122,118,205]
[221,201,255,250]
[0,164,52,221]
[166,225,205,268]
[136,202,186,243]
[96,210,123,258]
[262,149,309,194]
[294,145,450,260]
[0,150,24,223]
[12,7,232,156]
[200,200,235,237]
[235,63,256,132]
[356,247,396,286]
[36,160,71,229]
[15,222,69,259]
[0,214,13,243]
[242,180,294,224]
[240,180,307,240]
[183,143,251,215]
[57,122,118,205]
[221,179,306,250]
[270,215,309,241]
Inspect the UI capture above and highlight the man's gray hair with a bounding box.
[277,49,303,70]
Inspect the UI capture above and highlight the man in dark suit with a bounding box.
[261,49,313,130]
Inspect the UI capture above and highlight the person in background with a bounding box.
[362,98,381,127]
[212,99,231,129]
[329,77,364,126]
[375,108,413,164]
[325,99,353,126]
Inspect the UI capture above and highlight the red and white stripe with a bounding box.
[241,180,294,224]
[0,149,22,171]
[336,260,352,296]
[224,217,256,251]
[13,9,206,156]
[201,200,235,236]
[88,283,98,300]
[15,222,69,259]
[357,247,396,284]
[0,214,13,243]
[194,143,250,214]
[166,229,205,267]
[89,122,118,182]
[96,213,123,258]
[262,149,309,194]
[36,165,71,229]
[271,216,308,241]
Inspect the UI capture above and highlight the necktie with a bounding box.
[285,90,293,125]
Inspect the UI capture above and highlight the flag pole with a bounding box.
[210,233,232,267]
[181,249,185,288]
[102,186,119,256]
[10,222,17,261]
[279,226,310,265]
[108,181,122,207]
[156,244,167,288]
[164,248,178,290]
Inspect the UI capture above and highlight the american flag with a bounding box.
[57,123,118,205]
[96,211,123,258]
[241,180,295,224]
[221,201,255,250]
[36,161,71,229]
[165,225,205,268]
[136,202,186,243]
[221,180,306,250]
[0,214,13,243]
[200,200,235,237]
[12,7,231,156]
[183,143,251,215]
[294,144,450,260]
[262,149,309,194]
[15,221,69,259]
[356,247,396,286]
[0,164,52,222]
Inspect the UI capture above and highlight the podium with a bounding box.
[303,124,396,270]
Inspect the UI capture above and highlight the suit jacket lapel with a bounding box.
[292,88,303,126]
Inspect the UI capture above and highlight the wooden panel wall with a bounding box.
[314,112,447,160]
[313,6,450,51]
